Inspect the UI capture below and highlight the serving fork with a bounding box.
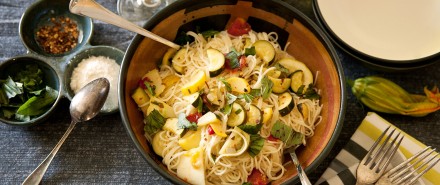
[356,126,404,185]
[376,146,440,185]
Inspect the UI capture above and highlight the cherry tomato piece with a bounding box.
[247,168,268,185]
[227,17,251,36]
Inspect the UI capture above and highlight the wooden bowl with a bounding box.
[119,0,346,184]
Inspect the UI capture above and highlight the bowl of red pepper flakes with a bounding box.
[19,0,93,57]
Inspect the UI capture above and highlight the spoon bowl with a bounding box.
[22,78,110,185]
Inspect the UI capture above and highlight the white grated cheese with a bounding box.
[70,55,120,112]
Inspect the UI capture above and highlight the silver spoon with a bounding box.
[69,0,181,50]
[22,78,110,185]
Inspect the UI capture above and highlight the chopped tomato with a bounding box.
[247,168,268,185]
[239,55,247,69]
[267,135,279,142]
[207,125,215,135]
[227,17,251,36]
[186,112,202,123]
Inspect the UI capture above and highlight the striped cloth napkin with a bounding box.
[315,112,440,185]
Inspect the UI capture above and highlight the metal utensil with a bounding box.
[356,126,404,185]
[285,145,312,185]
[69,0,180,50]
[22,78,110,185]
[376,146,440,185]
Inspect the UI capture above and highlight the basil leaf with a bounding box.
[16,86,58,116]
[238,124,262,135]
[201,30,219,39]
[261,76,273,99]
[274,63,291,78]
[219,77,232,92]
[2,76,23,99]
[15,64,43,91]
[244,46,256,56]
[177,113,198,131]
[270,121,303,148]
[144,109,166,136]
[225,48,240,69]
[248,134,265,157]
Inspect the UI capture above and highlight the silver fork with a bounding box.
[376,146,440,185]
[356,126,404,185]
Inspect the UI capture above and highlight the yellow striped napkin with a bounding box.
[315,112,440,185]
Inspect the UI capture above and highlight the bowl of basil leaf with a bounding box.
[0,56,62,126]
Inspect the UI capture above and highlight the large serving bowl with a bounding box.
[119,0,346,184]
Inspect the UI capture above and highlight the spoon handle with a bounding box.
[69,0,181,50]
[290,152,312,185]
[22,121,78,185]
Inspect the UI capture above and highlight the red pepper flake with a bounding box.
[36,16,79,54]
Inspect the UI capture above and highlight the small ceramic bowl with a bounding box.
[65,45,124,115]
[119,0,346,184]
[19,0,93,57]
[0,56,62,126]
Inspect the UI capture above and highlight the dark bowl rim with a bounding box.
[0,55,63,126]
[311,0,440,70]
[119,0,346,184]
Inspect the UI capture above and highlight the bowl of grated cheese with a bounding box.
[65,45,124,115]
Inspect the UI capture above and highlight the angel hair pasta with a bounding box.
[131,18,323,185]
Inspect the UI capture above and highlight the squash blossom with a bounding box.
[349,76,440,117]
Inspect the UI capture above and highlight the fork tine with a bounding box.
[397,153,440,185]
[387,146,433,179]
[368,127,403,174]
[388,147,434,180]
[373,131,404,173]
[362,126,391,165]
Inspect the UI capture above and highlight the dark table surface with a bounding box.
[1,0,439,184]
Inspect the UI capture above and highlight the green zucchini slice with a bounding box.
[290,70,304,93]
[207,48,225,77]
[268,76,291,94]
[172,48,187,74]
[246,104,262,125]
[277,58,313,92]
[227,102,246,127]
[252,40,275,64]
[278,92,294,116]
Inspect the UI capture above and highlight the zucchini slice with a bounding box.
[226,77,251,94]
[262,107,273,124]
[181,70,207,95]
[253,40,275,64]
[246,104,262,125]
[172,48,187,74]
[162,48,177,67]
[268,76,291,94]
[290,70,304,93]
[183,92,200,106]
[278,92,295,116]
[163,118,184,136]
[207,48,225,77]
[277,58,313,92]
[227,102,246,127]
